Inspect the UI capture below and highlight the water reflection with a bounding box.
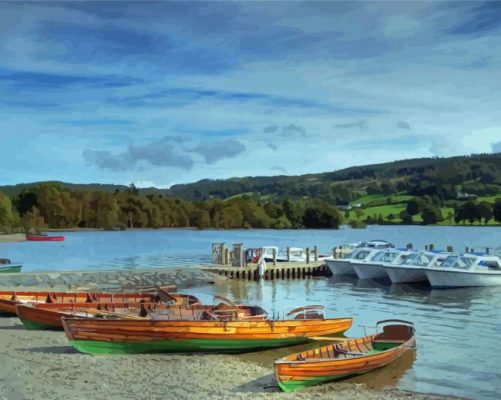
[192,276,501,400]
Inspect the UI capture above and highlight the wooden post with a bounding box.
[407,243,413,250]
[465,247,469,253]
[486,247,490,254]
[429,244,434,251]
[306,247,310,264]
[425,245,428,251]
[224,248,230,265]
[332,247,337,258]
[314,245,318,261]
[272,248,277,266]
[286,247,290,262]
[446,245,453,252]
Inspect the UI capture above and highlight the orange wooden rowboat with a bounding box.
[0,290,178,316]
[273,319,416,392]
[16,298,266,331]
[62,305,352,354]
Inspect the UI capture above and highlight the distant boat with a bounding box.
[0,258,22,273]
[26,233,65,242]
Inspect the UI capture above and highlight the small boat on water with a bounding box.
[0,290,170,316]
[424,253,501,288]
[351,249,413,280]
[325,240,394,276]
[382,250,449,284]
[261,246,329,263]
[62,305,353,354]
[15,295,261,331]
[0,258,22,273]
[273,319,415,392]
[26,233,65,242]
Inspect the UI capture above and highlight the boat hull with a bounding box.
[274,324,415,392]
[0,265,22,273]
[351,263,387,280]
[425,269,501,288]
[26,234,65,242]
[383,265,427,284]
[325,259,355,276]
[62,317,353,354]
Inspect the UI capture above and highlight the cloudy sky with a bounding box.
[1,1,500,188]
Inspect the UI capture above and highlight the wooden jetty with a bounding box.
[208,262,330,281]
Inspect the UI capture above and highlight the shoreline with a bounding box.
[0,316,459,400]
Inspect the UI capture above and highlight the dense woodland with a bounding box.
[0,183,342,232]
[1,153,501,232]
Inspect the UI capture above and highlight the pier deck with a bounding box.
[204,261,330,280]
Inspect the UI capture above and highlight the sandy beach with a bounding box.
[0,316,458,400]
[0,233,26,243]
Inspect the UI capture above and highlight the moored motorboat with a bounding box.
[424,253,501,288]
[383,251,449,284]
[62,305,353,354]
[273,319,415,392]
[351,249,412,280]
[0,258,22,273]
[26,233,65,242]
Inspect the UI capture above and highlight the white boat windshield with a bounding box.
[350,249,372,261]
[403,253,433,267]
[440,255,477,270]
[373,250,401,263]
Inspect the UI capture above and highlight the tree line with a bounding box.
[0,183,343,233]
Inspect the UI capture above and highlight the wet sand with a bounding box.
[0,317,458,400]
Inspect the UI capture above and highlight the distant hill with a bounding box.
[2,153,501,203]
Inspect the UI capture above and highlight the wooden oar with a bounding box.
[88,310,145,320]
[310,336,351,341]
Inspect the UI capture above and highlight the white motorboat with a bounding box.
[383,251,449,284]
[351,249,412,280]
[262,246,328,263]
[424,253,501,288]
[326,247,384,276]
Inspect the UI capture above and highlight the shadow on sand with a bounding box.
[17,345,78,355]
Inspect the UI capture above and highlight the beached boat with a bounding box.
[16,296,264,331]
[62,305,353,354]
[424,253,501,288]
[26,233,65,242]
[0,258,22,273]
[382,250,449,284]
[273,319,415,392]
[351,249,412,280]
[0,290,167,316]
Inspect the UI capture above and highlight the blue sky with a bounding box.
[1,1,500,188]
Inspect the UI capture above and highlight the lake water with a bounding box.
[1,226,501,399]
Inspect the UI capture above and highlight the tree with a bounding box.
[454,201,481,225]
[21,206,47,233]
[421,206,443,225]
[494,199,501,223]
[0,192,15,232]
[400,210,413,224]
[478,201,493,225]
[406,198,424,216]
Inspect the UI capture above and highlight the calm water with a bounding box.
[1,226,501,399]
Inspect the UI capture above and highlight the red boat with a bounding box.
[26,234,65,242]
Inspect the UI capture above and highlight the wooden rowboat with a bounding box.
[62,305,352,354]
[26,233,65,241]
[0,290,170,316]
[273,319,415,392]
[16,299,265,331]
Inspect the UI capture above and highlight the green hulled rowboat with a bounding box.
[0,265,22,273]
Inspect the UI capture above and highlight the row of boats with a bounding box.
[324,241,501,288]
[0,289,415,392]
